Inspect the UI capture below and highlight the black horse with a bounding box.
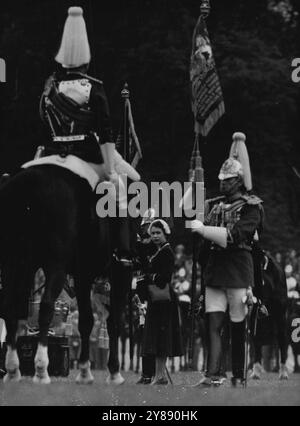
[250,247,289,380]
[0,164,106,384]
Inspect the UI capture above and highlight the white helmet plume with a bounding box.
[55,7,91,68]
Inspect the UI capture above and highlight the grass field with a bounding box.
[0,370,299,406]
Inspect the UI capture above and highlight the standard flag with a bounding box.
[116,98,142,168]
[190,14,225,136]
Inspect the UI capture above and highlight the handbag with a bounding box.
[148,282,171,303]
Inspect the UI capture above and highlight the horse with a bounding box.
[105,258,134,383]
[250,247,289,380]
[0,164,106,384]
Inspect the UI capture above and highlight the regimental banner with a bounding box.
[190,14,225,136]
[116,98,142,168]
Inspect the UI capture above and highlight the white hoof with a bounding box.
[33,343,50,385]
[279,364,289,381]
[106,372,125,385]
[4,347,22,383]
[250,362,263,380]
[76,361,94,385]
[3,368,22,383]
[33,371,51,385]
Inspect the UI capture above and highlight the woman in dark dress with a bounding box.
[142,219,183,385]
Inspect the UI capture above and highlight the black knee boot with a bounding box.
[206,312,225,378]
[231,320,246,379]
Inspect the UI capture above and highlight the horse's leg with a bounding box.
[276,304,289,380]
[135,335,141,374]
[105,263,127,385]
[106,306,125,384]
[33,264,66,384]
[74,275,94,385]
[3,318,21,383]
[1,259,31,383]
[121,335,127,370]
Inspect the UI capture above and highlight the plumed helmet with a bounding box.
[218,157,244,181]
[218,131,252,191]
[55,7,91,68]
[141,208,156,226]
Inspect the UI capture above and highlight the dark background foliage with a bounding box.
[0,0,300,252]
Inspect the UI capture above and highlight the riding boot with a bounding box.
[231,320,246,379]
[205,312,225,379]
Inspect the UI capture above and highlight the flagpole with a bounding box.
[121,83,130,161]
[189,130,205,369]
[188,0,210,369]
[121,82,134,370]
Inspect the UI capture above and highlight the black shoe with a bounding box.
[231,377,246,387]
[193,376,223,387]
[136,376,152,385]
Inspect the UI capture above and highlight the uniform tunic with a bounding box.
[40,68,113,164]
[142,243,183,357]
[203,195,263,289]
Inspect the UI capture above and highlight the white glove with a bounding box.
[190,220,205,236]
[242,288,257,306]
[107,171,119,185]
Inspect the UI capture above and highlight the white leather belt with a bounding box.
[53,135,86,142]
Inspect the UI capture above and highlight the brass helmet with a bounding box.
[218,157,244,181]
[218,132,252,191]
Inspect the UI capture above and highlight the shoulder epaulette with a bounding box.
[242,194,263,206]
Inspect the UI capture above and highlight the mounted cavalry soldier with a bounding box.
[191,132,264,387]
[27,6,140,265]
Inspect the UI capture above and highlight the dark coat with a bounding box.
[142,243,184,357]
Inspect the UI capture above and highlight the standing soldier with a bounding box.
[191,132,264,387]
[134,208,157,384]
